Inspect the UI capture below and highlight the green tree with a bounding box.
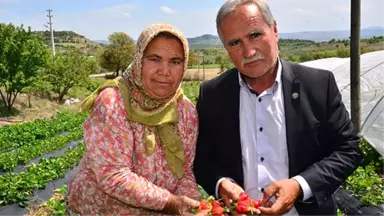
[98,32,135,77]
[22,76,53,108]
[45,50,97,102]
[188,51,199,68]
[215,54,233,73]
[0,23,49,110]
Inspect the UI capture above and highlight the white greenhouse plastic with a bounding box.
[301,50,384,156]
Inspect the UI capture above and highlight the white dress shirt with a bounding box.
[215,59,313,215]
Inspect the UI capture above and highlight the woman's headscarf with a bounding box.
[81,23,189,179]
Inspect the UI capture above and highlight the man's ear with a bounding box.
[273,20,278,39]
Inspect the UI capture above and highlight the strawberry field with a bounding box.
[0,81,203,215]
[0,81,382,216]
[0,110,88,215]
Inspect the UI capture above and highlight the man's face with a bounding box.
[219,4,279,78]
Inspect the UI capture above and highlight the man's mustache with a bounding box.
[242,55,265,66]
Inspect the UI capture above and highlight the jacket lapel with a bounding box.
[281,60,302,177]
[225,69,244,186]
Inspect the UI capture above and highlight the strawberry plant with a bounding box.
[0,110,87,153]
[0,143,85,207]
[40,185,68,216]
[0,126,83,171]
[344,162,384,206]
[342,140,384,207]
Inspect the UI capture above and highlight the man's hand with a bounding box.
[218,179,261,215]
[258,179,302,215]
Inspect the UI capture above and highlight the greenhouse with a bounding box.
[301,50,384,156]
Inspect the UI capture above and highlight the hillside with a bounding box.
[279,26,384,42]
[33,27,384,54]
[33,30,104,55]
[186,27,384,48]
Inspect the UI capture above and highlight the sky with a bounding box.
[0,0,383,41]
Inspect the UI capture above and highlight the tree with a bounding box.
[188,51,199,68]
[0,23,49,110]
[215,54,233,73]
[22,76,53,108]
[98,32,135,77]
[45,50,98,102]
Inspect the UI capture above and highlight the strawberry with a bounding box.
[252,199,261,209]
[239,192,249,201]
[211,200,222,207]
[211,206,225,215]
[238,197,251,206]
[199,200,211,210]
[236,202,249,214]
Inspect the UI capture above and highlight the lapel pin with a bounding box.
[292,92,299,99]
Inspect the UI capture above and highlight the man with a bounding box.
[193,0,362,215]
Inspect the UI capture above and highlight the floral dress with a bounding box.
[67,87,201,215]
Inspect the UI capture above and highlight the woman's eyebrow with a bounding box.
[146,54,162,59]
[170,57,184,61]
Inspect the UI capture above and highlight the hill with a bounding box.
[279,26,384,42]
[185,27,384,48]
[187,34,222,49]
[33,30,104,55]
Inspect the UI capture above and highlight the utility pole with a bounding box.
[350,0,361,132]
[45,9,56,56]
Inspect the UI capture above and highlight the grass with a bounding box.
[57,43,85,48]
[189,64,220,69]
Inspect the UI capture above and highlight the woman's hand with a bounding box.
[164,194,208,215]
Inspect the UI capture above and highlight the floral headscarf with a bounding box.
[81,23,189,179]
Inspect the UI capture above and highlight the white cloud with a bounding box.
[160,6,175,15]
[92,4,135,19]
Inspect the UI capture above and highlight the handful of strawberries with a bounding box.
[233,192,262,214]
[191,192,263,215]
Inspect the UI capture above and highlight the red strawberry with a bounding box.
[238,197,251,206]
[239,192,249,201]
[211,200,222,207]
[211,206,225,215]
[199,200,210,210]
[236,202,249,214]
[252,199,261,209]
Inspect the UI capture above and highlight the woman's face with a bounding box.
[141,35,185,99]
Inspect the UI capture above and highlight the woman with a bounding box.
[66,24,203,215]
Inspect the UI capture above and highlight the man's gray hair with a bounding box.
[216,0,275,40]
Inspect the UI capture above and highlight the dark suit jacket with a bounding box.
[193,60,362,215]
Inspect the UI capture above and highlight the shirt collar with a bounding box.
[238,57,282,94]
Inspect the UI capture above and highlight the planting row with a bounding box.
[0,110,87,153]
[0,142,85,207]
[0,126,83,172]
